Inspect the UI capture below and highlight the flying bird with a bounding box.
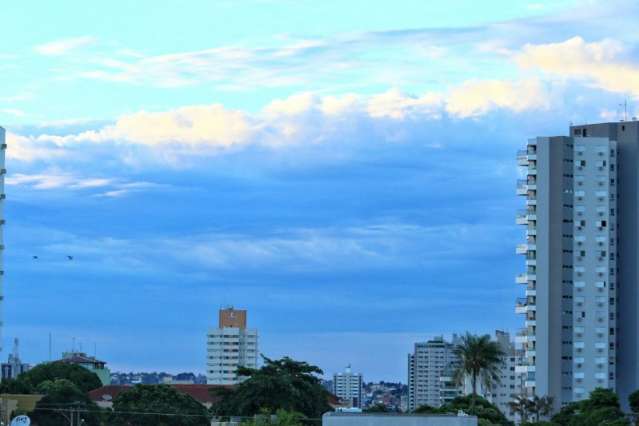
[32,255,38,260]
[67,256,73,260]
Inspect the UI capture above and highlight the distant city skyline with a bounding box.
[2,0,639,381]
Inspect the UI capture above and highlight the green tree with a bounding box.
[628,389,639,423]
[508,394,533,423]
[529,395,554,423]
[551,388,628,426]
[0,378,34,394]
[110,384,210,426]
[240,409,305,426]
[211,356,331,419]
[364,403,388,413]
[29,379,102,426]
[20,362,102,392]
[453,334,504,409]
[413,404,438,414]
[440,395,512,425]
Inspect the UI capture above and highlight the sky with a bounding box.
[1,0,639,381]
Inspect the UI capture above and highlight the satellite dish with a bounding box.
[10,415,31,426]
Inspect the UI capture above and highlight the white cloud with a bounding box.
[446,79,550,118]
[8,80,554,163]
[6,172,112,190]
[35,36,96,56]
[516,36,639,97]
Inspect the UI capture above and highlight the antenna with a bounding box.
[49,332,52,361]
[620,99,628,122]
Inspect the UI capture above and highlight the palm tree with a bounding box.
[508,394,532,423]
[453,333,504,410]
[532,395,554,422]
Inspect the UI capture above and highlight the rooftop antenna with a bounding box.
[620,99,628,122]
[49,332,52,361]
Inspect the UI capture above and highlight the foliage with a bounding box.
[364,403,389,413]
[509,394,554,423]
[19,361,103,392]
[211,356,332,418]
[413,404,437,414]
[551,388,629,426]
[0,378,34,394]
[240,409,306,426]
[453,333,504,409]
[29,378,102,426]
[629,389,639,415]
[425,395,512,425]
[110,384,210,426]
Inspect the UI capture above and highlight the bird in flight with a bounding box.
[32,255,38,260]
[67,256,73,260]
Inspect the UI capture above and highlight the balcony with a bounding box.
[516,212,528,225]
[525,288,537,297]
[516,274,528,284]
[517,150,529,166]
[515,365,535,374]
[526,259,537,266]
[517,179,528,196]
[516,244,528,254]
[515,297,528,314]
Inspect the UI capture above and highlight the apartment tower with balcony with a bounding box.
[206,307,258,385]
[516,120,639,409]
[0,127,5,353]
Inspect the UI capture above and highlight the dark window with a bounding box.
[583,129,588,137]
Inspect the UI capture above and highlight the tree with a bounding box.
[364,403,389,413]
[0,378,34,394]
[529,395,554,422]
[110,384,210,426]
[508,394,533,423]
[453,333,504,409]
[628,389,639,422]
[240,409,305,426]
[440,395,512,425]
[19,362,103,392]
[211,356,331,419]
[551,388,628,426]
[29,379,102,426]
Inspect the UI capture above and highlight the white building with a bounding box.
[333,365,363,408]
[515,121,639,410]
[407,336,459,411]
[488,331,526,422]
[0,127,5,354]
[206,307,258,385]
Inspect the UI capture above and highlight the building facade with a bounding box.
[516,120,639,409]
[0,127,5,354]
[407,336,459,411]
[1,339,30,380]
[333,365,363,408]
[59,351,111,385]
[206,307,258,385]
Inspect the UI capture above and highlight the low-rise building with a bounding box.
[58,351,111,385]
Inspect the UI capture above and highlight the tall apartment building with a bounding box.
[407,336,459,411]
[516,120,639,409]
[0,127,5,354]
[206,307,258,385]
[333,365,363,408]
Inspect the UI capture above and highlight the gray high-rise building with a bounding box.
[516,120,639,410]
[407,336,459,411]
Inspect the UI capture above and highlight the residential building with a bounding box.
[515,120,639,409]
[206,307,258,385]
[1,338,30,380]
[489,331,525,421]
[88,384,230,409]
[58,351,111,385]
[407,336,459,411]
[333,365,363,408]
[0,127,5,354]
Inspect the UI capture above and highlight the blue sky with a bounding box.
[2,0,639,381]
